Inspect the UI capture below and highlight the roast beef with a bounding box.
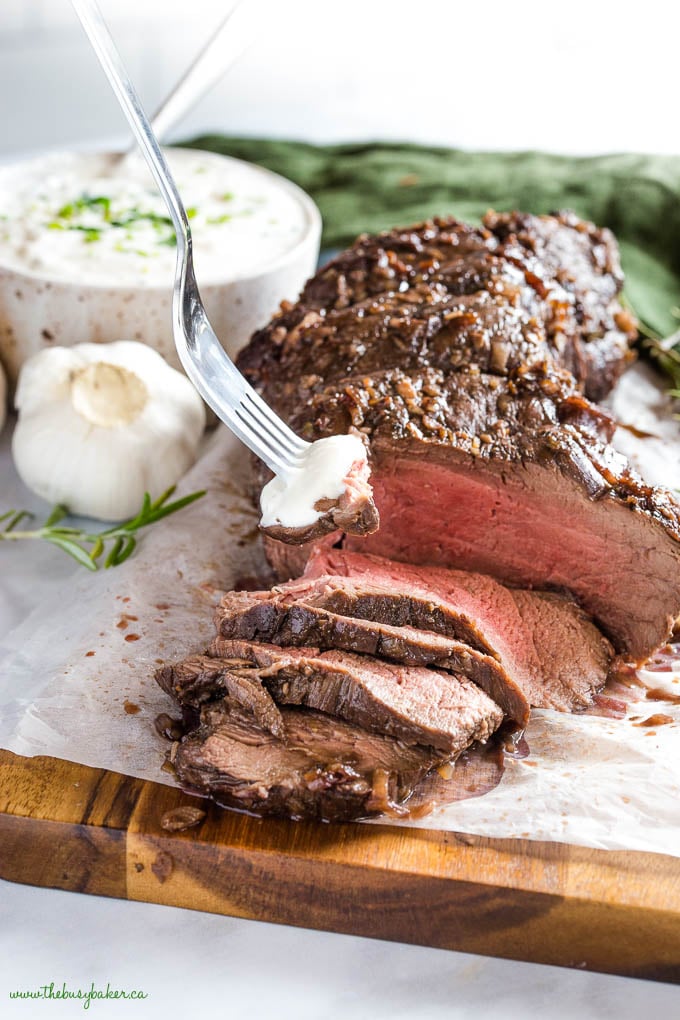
[174,697,443,821]
[299,549,612,712]
[214,587,529,725]
[239,211,635,405]
[198,640,503,754]
[156,654,285,736]
[236,213,680,660]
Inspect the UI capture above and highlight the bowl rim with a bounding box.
[0,146,322,292]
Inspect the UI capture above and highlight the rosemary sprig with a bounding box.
[0,487,205,571]
[639,330,680,394]
[621,293,680,392]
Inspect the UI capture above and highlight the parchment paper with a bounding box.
[1,364,680,856]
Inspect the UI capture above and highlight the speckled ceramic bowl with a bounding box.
[0,148,321,388]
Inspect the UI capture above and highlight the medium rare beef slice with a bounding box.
[301,550,613,711]
[509,591,612,711]
[286,562,502,654]
[175,699,442,821]
[214,587,530,726]
[207,638,504,754]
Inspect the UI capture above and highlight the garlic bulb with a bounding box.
[0,357,6,434]
[12,341,206,520]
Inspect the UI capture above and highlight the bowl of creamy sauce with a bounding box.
[0,148,321,384]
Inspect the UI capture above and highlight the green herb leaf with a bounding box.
[44,504,69,527]
[4,510,34,533]
[143,489,206,525]
[45,536,98,571]
[81,195,111,220]
[149,486,175,511]
[622,293,680,394]
[0,490,205,570]
[109,535,137,567]
[644,338,680,392]
[104,536,125,568]
[89,535,105,562]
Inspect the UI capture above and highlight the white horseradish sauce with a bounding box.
[260,434,368,530]
[0,149,309,286]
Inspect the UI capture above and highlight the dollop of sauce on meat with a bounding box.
[259,433,379,545]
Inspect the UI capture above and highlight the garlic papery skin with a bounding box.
[0,358,6,434]
[12,341,206,521]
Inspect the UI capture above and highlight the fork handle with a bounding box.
[71,0,190,259]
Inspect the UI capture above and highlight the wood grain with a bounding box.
[1,748,679,983]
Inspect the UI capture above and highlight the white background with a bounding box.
[2,1,680,1015]
[1,0,679,158]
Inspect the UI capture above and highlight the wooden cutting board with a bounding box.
[2,749,680,982]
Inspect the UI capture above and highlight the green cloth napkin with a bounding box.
[186,136,680,340]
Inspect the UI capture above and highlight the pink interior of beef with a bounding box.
[304,548,609,710]
[343,456,372,499]
[342,455,680,659]
[305,550,532,664]
[509,590,610,710]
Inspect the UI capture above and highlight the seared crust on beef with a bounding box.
[238,213,636,412]
[290,364,680,537]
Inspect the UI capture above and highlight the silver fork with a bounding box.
[72,0,310,478]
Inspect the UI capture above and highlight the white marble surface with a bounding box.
[4,873,680,1020]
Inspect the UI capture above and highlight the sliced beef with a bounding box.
[214,586,530,725]
[339,379,679,661]
[301,549,613,712]
[156,654,285,736]
[508,590,612,711]
[260,449,379,546]
[204,639,503,754]
[175,698,442,821]
[237,213,680,660]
